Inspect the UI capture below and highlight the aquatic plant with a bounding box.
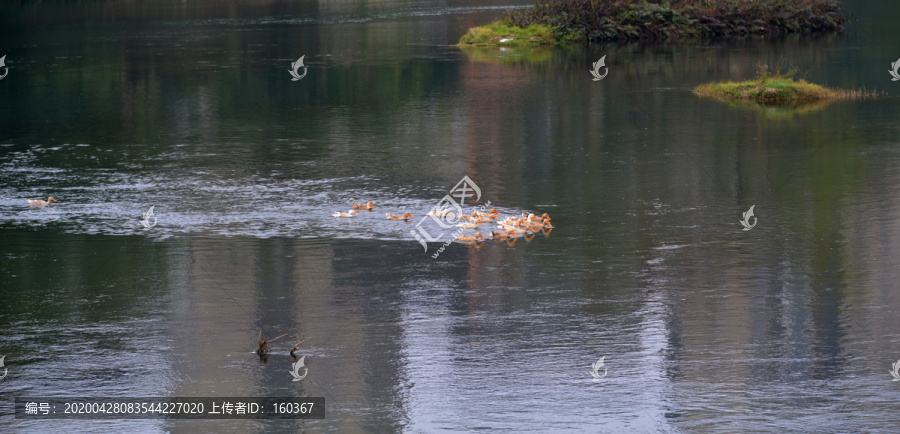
[256,330,291,354]
[290,337,311,357]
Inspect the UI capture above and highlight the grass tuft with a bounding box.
[694,65,880,105]
[458,22,556,47]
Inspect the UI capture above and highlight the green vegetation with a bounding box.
[458,22,556,47]
[693,67,876,104]
[459,0,849,46]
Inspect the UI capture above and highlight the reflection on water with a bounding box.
[3,0,900,431]
[720,98,836,120]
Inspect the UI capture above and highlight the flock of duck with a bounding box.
[335,201,554,245]
[24,196,553,245]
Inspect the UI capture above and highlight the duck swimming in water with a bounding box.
[522,212,551,222]
[28,197,58,206]
[386,212,414,221]
[504,222,535,237]
[497,219,523,231]
[333,210,359,218]
[472,209,498,219]
[455,233,484,244]
[490,229,516,239]
[427,210,452,218]
[523,219,553,231]
[353,201,374,210]
[456,221,482,229]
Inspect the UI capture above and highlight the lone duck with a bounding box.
[386,212,414,221]
[28,196,58,206]
[333,210,359,218]
[353,201,374,210]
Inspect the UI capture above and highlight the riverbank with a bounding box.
[459,0,849,46]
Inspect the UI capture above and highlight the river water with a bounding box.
[2,0,900,432]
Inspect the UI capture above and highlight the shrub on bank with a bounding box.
[459,0,849,46]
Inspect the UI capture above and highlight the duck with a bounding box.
[386,212,414,221]
[456,221,482,229]
[498,219,524,231]
[353,201,374,210]
[523,219,553,231]
[473,209,499,220]
[333,210,359,218]
[455,233,484,243]
[426,210,451,218]
[522,213,551,222]
[498,215,524,226]
[490,229,516,239]
[505,222,534,237]
[28,196,58,206]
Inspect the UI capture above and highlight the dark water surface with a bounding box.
[2,0,900,432]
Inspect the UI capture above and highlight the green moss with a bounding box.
[458,22,556,47]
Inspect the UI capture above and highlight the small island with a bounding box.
[693,67,876,105]
[459,0,849,47]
